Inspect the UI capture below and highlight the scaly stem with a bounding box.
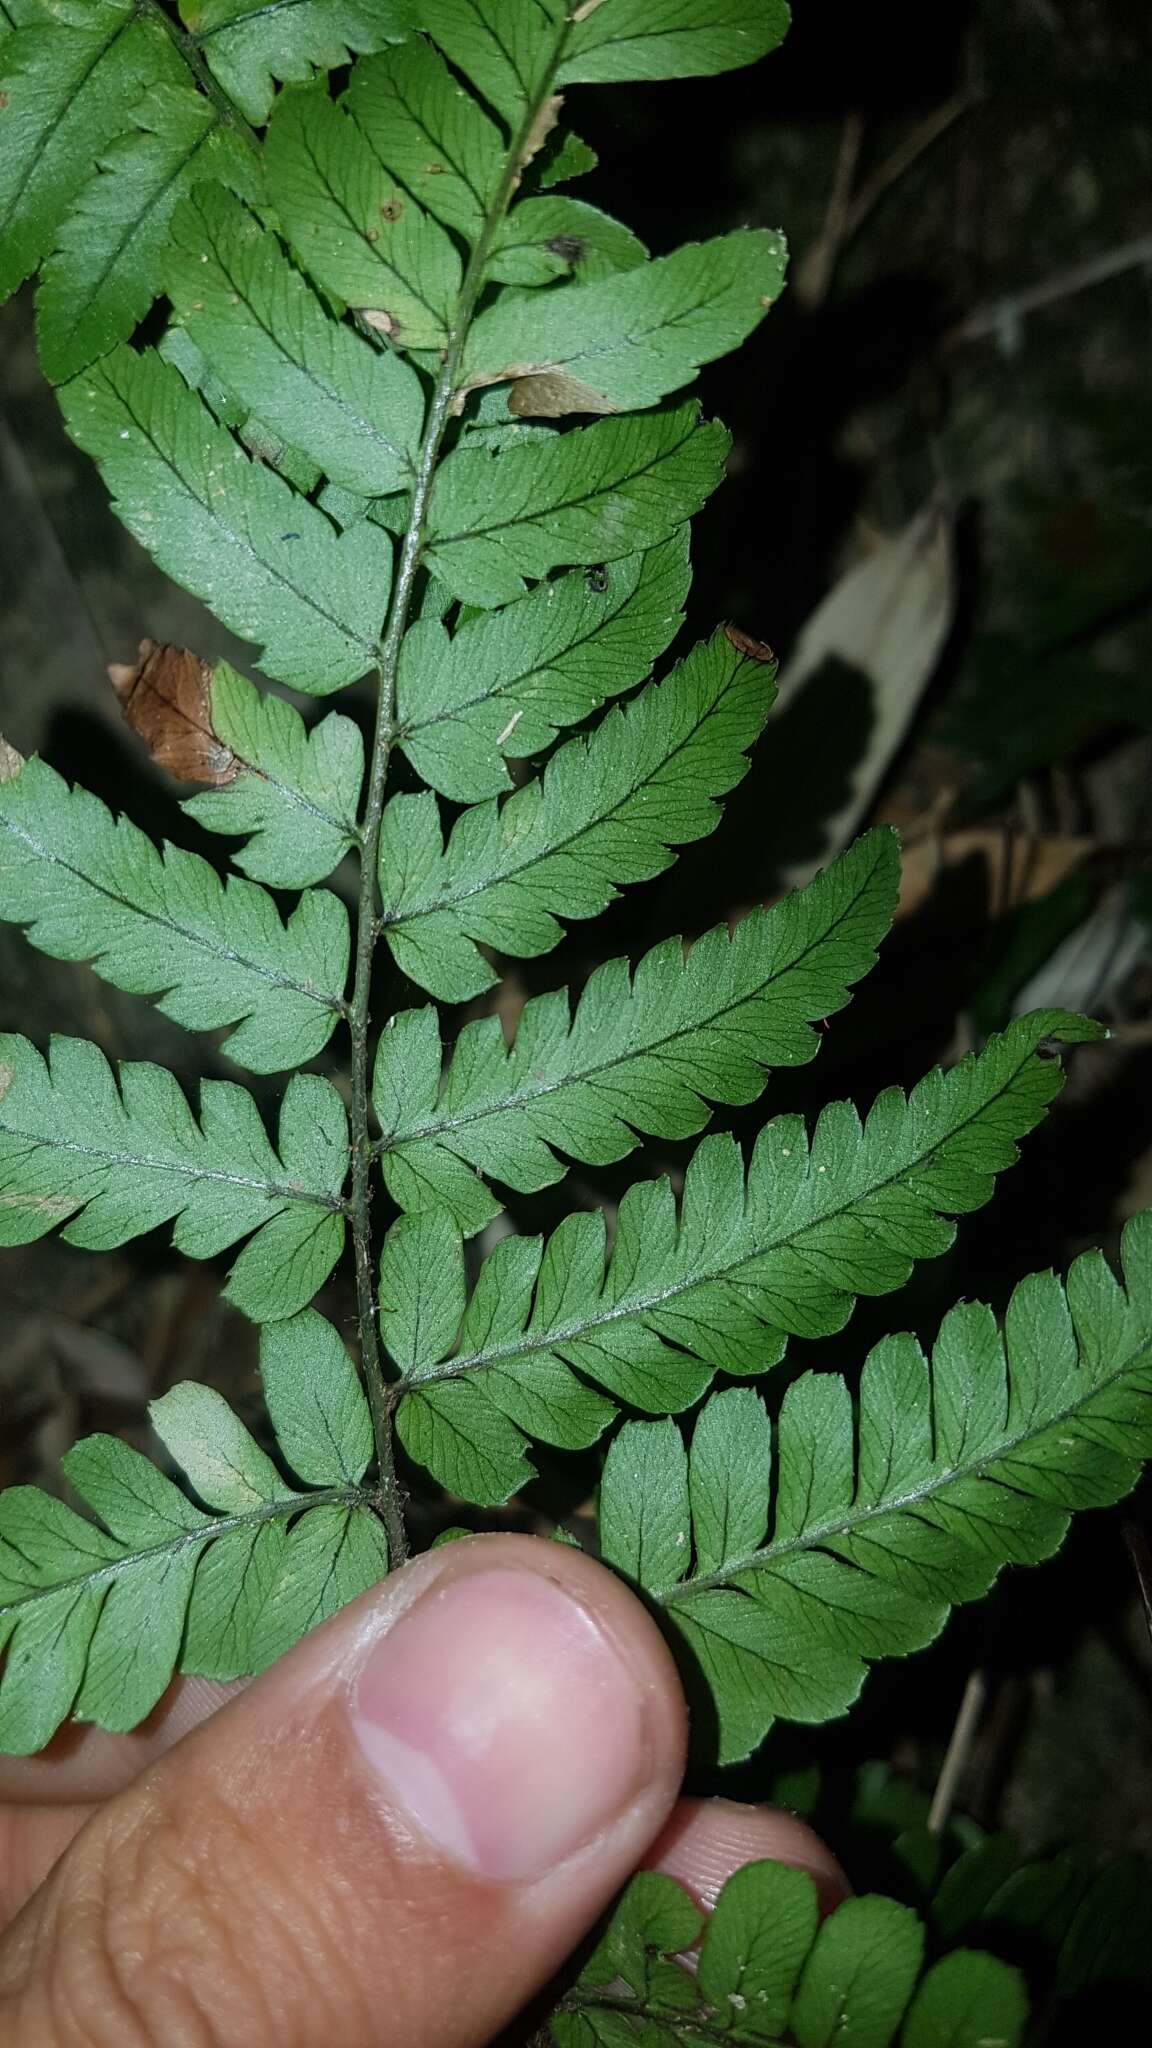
[346,14,577,1566]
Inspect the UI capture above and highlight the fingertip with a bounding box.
[348,1532,688,1883]
[0,1533,691,2048]
[645,1796,850,1915]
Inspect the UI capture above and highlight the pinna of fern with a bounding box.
[0,0,1148,1840]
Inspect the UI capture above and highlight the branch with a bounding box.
[793,97,970,310]
[943,234,1152,348]
[842,93,970,245]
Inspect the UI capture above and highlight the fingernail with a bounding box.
[350,1567,651,1881]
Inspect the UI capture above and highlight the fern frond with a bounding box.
[546,1861,1027,2048]
[534,126,599,190]
[344,35,505,243]
[0,3,43,36]
[410,0,560,127]
[182,662,363,889]
[488,194,647,287]
[166,184,424,498]
[389,1013,1097,1503]
[58,347,391,695]
[374,830,900,1233]
[409,0,794,133]
[424,401,729,605]
[378,629,773,1001]
[596,1212,1152,1761]
[35,84,259,383]
[461,228,787,417]
[0,0,181,304]
[556,0,794,87]
[394,530,690,803]
[0,1315,384,1753]
[0,1035,346,1321]
[264,79,462,349]
[0,754,348,1072]
[180,0,411,125]
[932,1833,1152,2010]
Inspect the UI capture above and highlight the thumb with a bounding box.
[0,1534,686,2048]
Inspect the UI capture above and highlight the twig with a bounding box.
[928,1668,987,1833]
[1122,1521,1152,1646]
[843,95,971,245]
[795,97,970,311]
[1109,1021,1152,1047]
[944,234,1152,348]
[794,112,865,310]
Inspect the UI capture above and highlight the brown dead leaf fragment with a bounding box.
[0,735,25,783]
[107,640,238,786]
[519,93,563,173]
[508,370,618,418]
[723,623,777,664]
[896,828,1094,922]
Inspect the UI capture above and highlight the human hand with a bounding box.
[0,1534,845,2045]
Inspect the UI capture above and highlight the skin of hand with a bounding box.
[0,1534,846,2046]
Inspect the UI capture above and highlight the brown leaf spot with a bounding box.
[423,160,444,176]
[723,622,777,665]
[108,639,239,786]
[0,735,25,784]
[0,93,9,113]
[361,308,398,336]
[519,93,563,173]
[379,195,404,223]
[0,1188,75,1221]
[508,370,618,419]
[546,233,585,265]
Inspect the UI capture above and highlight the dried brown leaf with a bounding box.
[723,623,777,665]
[0,735,24,783]
[519,93,563,172]
[897,828,1094,921]
[507,370,619,418]
[107,640,238,786]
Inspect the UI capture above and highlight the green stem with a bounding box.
[346,12,578,1567]
[552,1986,785,2047]
[138,0,261,150]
